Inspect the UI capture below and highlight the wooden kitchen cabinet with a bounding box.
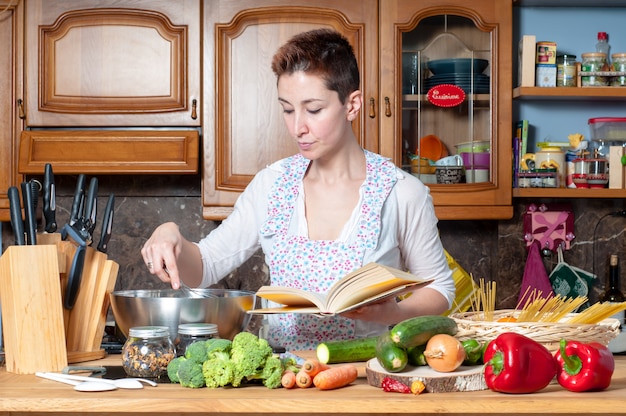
[202,0,378,219]
[202,0,513,220]
[19,0,201,175]
[0,0,24,222]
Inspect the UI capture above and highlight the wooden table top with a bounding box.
[1,354,626,416]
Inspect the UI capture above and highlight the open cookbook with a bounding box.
[251,262,433,316]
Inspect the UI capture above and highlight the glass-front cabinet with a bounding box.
[202,0,513,220]
[380,1,513,220]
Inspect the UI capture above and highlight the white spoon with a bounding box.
[43,373,149,389]
[36,372,117,392]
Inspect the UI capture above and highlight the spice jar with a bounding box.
[612,53,626,86]
[557,54,577,87]
[176,323,219,357]
[581,52,608,86]
[122,326,175,378]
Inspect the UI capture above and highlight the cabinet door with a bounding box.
[0,0,24,222]
[24,0,200,127]
[202,0,378,219]
[380,0,513,220]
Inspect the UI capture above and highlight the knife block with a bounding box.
[0,245,68,374]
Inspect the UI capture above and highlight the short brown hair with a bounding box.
[271,28,360,104]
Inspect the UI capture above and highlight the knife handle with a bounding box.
[97,194,115,253]
[8,186,25,246]
[43,163,57,233]
[20,182,37,245]
[64,245,86,310]
[84,177,98,234]
[70,174,86,226]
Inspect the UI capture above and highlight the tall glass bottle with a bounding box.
[601,254,625,326]
[596,32,611,67]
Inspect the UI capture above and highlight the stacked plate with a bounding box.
[423,58,490,94]
[423,73,490,94]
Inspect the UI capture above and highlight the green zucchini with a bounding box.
[390,315,458,349]
[316,336,378,364]
[407,344,427,366]
[375,331,408,373]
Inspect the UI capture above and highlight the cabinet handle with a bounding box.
[191,99,197,120]
[17,99,25,119]
[384,97,391,117]
[369,98,375,118]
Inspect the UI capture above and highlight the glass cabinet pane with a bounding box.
[401,14,492,186]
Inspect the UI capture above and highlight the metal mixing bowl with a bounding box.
[109,289,256,340]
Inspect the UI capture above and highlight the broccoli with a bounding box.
[230,332,274,387]
[245,355,284,389]
[202,356,236,388]
[177,357,205,388]
[281,356,300,374]
[184,340,210,364]
[166,356,186,383]
[206,338,232,361]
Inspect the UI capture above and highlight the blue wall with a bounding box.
[514,6,626,152]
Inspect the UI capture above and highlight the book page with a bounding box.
[255,287,326,310]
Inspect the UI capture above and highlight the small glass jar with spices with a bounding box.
[556,54,577,87]
[581,52,609,86]
[175,323,219,357]
[612,53,626,86]
[122,326,175,378]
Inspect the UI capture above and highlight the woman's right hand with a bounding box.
[141,222,185,289]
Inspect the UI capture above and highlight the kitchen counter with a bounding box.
[1,354,626,416]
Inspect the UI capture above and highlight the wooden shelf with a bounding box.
[513,187,624,198]
[514,0,625,7]
[513,86,626,100]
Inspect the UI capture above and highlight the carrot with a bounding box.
[281,370,297,389]
[295,370,313,388]
[312,364,358,390]
[302,359,331,377]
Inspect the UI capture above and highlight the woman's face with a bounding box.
[277,71,360,160]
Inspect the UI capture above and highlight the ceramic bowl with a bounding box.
[418,134,449,161]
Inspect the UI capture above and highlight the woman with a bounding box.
[142,28,455,350]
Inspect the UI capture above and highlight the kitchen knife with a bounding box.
[69,174,86,226]
[43,163,57,233]
[62,223,87,310]
[64,244,86,310]
[83,177,98,237]
[20,181,37,245]
[8,186,25,246]
[97,193,115,253]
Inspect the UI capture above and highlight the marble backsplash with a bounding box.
[2,173,625,333]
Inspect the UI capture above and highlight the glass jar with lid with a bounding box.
[176,323,219,357]
[556,54,577,87]
[612,53,626,86]
[122,326,175,378]
[581,52,608,86]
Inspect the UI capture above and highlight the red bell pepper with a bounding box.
[483,332,556,394]
[554,338,615,392]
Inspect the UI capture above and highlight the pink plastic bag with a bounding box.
[518,241,555,307]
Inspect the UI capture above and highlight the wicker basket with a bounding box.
[450,310,621,352]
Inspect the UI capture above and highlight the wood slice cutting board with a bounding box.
[365,359,487,393]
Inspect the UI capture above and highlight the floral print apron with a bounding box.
[260,150,397,350]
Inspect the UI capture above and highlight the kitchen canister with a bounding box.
[535,146,565,187]
[122,326,175,378]
[176,323,219,357]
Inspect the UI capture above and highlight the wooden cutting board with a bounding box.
[365,359,487,393]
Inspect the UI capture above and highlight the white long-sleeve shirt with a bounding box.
[196,157,455,319]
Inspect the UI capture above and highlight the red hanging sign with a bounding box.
[427,84,466,108]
